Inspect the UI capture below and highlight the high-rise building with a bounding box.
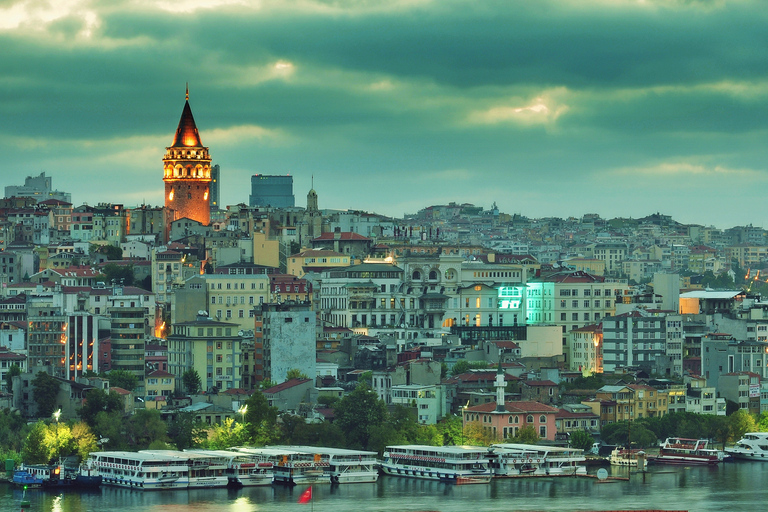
[210,164,220,211]
[163,87,212,226]
[249,175,295,208]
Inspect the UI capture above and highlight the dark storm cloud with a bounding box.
[0,0,767,227]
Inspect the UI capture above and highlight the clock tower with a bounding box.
[163,86,212,226]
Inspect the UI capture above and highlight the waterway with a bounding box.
[4,462,764,512]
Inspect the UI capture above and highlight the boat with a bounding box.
[380,445,491,483]
[655,438,723,465]
[142,450,228,488]
[12,465,56,488]
[489,443,588,477]
[269,445,378,485]
[609,447,642,467]
[725,432,768,461]
[88,450,191,490]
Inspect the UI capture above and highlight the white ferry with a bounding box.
[88,451,190,490]
[287,445,379,484]
[380,445,491,483]
[220,447,280,486]
[725,432,768,461]
[143,450,228,488]
[489,443,587,477]
[184,449,270,487]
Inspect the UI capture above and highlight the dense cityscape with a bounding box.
[0,92,766,472]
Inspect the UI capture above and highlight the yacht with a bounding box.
[725,432,768,461]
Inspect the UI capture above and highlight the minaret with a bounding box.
[495,358,506,412]
[163,86,212,225]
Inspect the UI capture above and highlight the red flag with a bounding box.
[298,486,312,504]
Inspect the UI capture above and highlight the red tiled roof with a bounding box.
[466,400,559,413]
[312,232,371,241]
[523,380,558,387]
[263,378,311,394]
[147,370,174,378]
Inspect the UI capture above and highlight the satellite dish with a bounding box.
[597,468,608,481]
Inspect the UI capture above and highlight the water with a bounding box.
[3,463,763,512]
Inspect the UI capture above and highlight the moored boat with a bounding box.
[609,447,642,467]
[489,443,587,477]
[725,432,768,461]
[655,437,723,465]
[380,445,491,483]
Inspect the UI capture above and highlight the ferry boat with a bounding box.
[190,448,274,487]
[655,438,723,465]
[88,451,191,490]
[145,450,229,488]
[270,447,329,486]
[489,443,587,477]
[725,432,768,461]
[380,445,491,483]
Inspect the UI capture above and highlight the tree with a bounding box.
[167,411,206,450]
[71,421,98,462]
[124,409,169,449]
[182,369,202,395]
[5,364,20,393]
[79,388,125,426]
[91,244,123,261]
[22,421,51,464]
[243,390,280,445]
[450,359,488,377]
[203,418,248,449]
[728,410,757,443]
[32,371,60,418]
[106,369,138,392]
[510,425,540,445]
[569,430,595,451]
[100,263,134,286]
[286,368,309,380]
[333,383,388,450]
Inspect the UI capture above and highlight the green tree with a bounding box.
[259,379,277,390]
[93,411,128,451]
[728,409,758,443]
[436,415,464,446]
[511,425,540,444]
[333,383,388,450]
[22,421,51,464]
[79,388,125,426]
[243,390,280,445]
[182,369,202,394]
[450,359,488,377]
[167,411,206,450]
[203,418,248,449]
[286,368,310,380]
[569,430,595,451]
[106,369,138,392]
[5,364,20,392]
[92,244,123,261]
[32,371,60,418]
[71,421,98,462]
[44,422,75,461]
[100,263,134,286]
[0,409,27,451]
[125,409,169,449]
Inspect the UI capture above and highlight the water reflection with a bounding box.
[4,464,768,512]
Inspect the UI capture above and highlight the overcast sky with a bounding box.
[2,0,767,229]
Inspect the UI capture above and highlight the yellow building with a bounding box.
[287,248,349,278]
[167,317,245,392]
[202,271,271,330]
[568,324,602,374]
[253,231,280,269]
[144,370,175,409]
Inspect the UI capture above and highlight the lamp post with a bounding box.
[53,409,61,423]
[238,404,248,423]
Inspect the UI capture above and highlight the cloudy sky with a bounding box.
[1,0,767,228]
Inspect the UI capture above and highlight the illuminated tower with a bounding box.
[163,86,212,225]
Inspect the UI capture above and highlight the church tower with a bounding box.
[163,86,212,226]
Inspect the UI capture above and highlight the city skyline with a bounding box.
[1,0,767,228]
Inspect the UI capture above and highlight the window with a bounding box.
[526,415,534,423]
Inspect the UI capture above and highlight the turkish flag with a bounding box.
[298,486,312,504]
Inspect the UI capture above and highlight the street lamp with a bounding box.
[53,409,61,423]
[238,404,247,423]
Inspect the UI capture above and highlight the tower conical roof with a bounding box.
[171,98,203,148]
